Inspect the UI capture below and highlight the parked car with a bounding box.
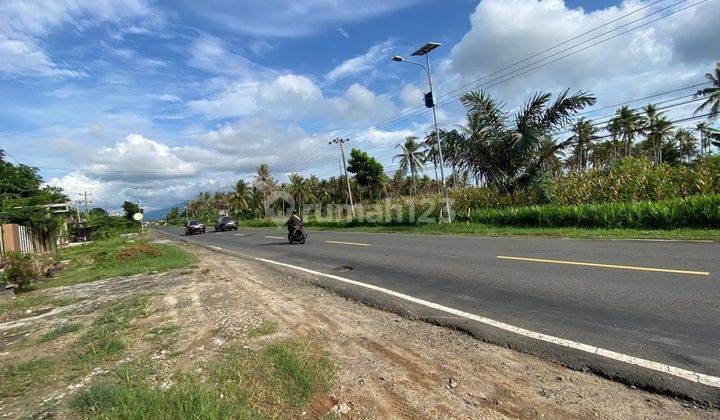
[214,216,238,232]
[185,220,205,235]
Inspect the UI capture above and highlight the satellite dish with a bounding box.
[133,212,144,221]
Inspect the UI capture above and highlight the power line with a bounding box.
[337,0,675,140]
[343,0,707,141]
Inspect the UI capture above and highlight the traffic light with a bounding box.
[424,91,435,108]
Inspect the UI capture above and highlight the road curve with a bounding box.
[159,226,720,405]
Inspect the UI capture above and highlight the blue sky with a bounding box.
[1,0,718,211]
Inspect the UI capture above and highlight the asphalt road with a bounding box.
[160,226,720,397]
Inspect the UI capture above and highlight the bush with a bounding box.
[1,252,41,291]
[467,194,720,229]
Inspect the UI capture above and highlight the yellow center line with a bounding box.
[265,236,284,240]
[496,256,710,276]
[326,240,371,247]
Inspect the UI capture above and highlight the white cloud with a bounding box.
[337,27,350,39]
[0,0,162,78]
[187,73,397,124]
[325,40,394,84]
[399,83,424,107]
[80,134,197,182]
[0,35,82,78]
[447,0,720,111]
[357,127,417,147]
[187,34,274,79]
[177,0,425,37]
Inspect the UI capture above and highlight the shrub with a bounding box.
[467,194,720,229]
[0,252,41,291]
[115,244,162,261]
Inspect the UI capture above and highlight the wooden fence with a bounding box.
[0,224,51,254]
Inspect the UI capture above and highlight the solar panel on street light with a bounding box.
[411,42,441,56]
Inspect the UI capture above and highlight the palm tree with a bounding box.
[287,173,314,208]
[252,164,275,216]
[643,104,673,165]
[696,122,720,157]
[458,89,596,193]
[674,128,698,163]
[605,117,622,162]
[393,136,425,193]
[568,118,598,172]
[233,179,252,212]
[611,106,645,157]
[695,62,720,122]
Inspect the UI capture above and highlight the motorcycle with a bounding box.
[288,226,307,244]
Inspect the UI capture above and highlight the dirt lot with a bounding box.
[1,236,717,418]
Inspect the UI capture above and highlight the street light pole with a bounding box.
[424,52,452,223]
[392,42,452,223]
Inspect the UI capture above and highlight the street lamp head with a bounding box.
[392,55,404,62]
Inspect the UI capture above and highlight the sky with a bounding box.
[1,0,718,213]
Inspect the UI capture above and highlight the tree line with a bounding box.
[169,62,720,222]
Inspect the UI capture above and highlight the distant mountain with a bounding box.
[142,207,171,221]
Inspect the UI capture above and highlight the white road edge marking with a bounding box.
[265,236,284,240]
[234,233,246,236]
[325,240,371,247]
[255,256,720,388]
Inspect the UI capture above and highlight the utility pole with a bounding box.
[329,138,355,218]
[79,191,92,222]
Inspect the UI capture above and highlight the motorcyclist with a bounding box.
[286,210,303,235]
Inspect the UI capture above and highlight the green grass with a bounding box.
[73,295,151,366]
[0,294,77,322]
[0,358,56,398]
[39,323,83,342]
[40,237,197,289]
[71,339,333,418]
[249,320,279,338]
[315,223,720,240]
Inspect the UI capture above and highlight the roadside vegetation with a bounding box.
[166,63,720,237]
[72,339,332,418]
[1,248,333,418]
[42,238,197,289]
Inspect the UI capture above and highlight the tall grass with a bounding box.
[467,194,720,229]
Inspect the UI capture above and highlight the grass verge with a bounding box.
[0,294,77,322]
[72,295,151,366]
[41,237,197,289]
[0,358,56,398]
[249,320,279,338]
[311,223,720,240]
[39,323,83,342]
[72,339,333,418]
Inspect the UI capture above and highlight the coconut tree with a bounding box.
[674,128,698,163]
[696,122,720,157]
[393,136,425,193]
[568,118,598,172]
[233,179,252,212]
[610,106,645,157]
[252,164,276,216]
[287,173,314,208]
[605,117,622,162]
[643,104,674,165]
[695,62,720,122]
[458,89,596,193]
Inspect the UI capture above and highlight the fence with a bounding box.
[0,224,51,254]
